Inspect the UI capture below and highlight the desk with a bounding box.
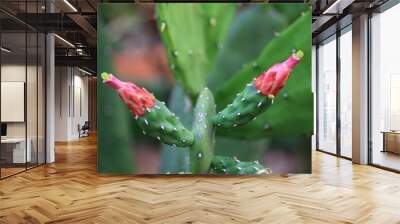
[382,131,400,154]
[1,138,31,163]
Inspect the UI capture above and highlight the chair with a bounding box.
[78,121,90,138]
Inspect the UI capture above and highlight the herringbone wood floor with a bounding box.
[1,135,400,224]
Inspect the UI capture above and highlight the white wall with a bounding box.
[54,67,89,141]
[1,63,46,164]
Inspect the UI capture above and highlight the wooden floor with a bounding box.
[1,135,400,224]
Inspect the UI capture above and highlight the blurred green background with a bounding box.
[97,3,312,174]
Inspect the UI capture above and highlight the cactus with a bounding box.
[99,4,311,175]
[189,88,216,173]
[215,11,312,139]
[210,156,271,175]
[212,51,303,128]
[156,4,237,100]
[102,72,194,147]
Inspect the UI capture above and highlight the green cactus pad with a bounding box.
[210,156,271,175]
[189,88,216,173]
[137,100,194,147]
[156,4,236,100]
[212,82,271,128]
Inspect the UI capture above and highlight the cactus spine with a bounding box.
[210,156,270,175]
[101,73,194,147]
[212,50,303,128]
[189,88,216,173]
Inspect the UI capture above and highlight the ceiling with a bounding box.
[312,0,390,43]
[0,0,98,73]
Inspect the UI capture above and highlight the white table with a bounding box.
[1,138,31,163]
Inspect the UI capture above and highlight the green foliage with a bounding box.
[156,3,237,100]
[212,82,271,128]
[207,4,309,91]
[189,88,216,173]
[137,100,194,147]
[159,85,193,173]
[215,11,312,139]
[210,156,270,174]
[97,6,135,173]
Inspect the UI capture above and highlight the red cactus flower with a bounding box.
[101,72,155,117]
[254,50,303,99]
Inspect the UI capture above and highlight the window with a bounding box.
[339,27,352,158]
[370,3,400,171]
[317,35,337,154]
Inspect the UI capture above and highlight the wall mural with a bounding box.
[97,3,312,175]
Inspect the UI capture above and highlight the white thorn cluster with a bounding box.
[209,17,217,27]
[160,22,166,32]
